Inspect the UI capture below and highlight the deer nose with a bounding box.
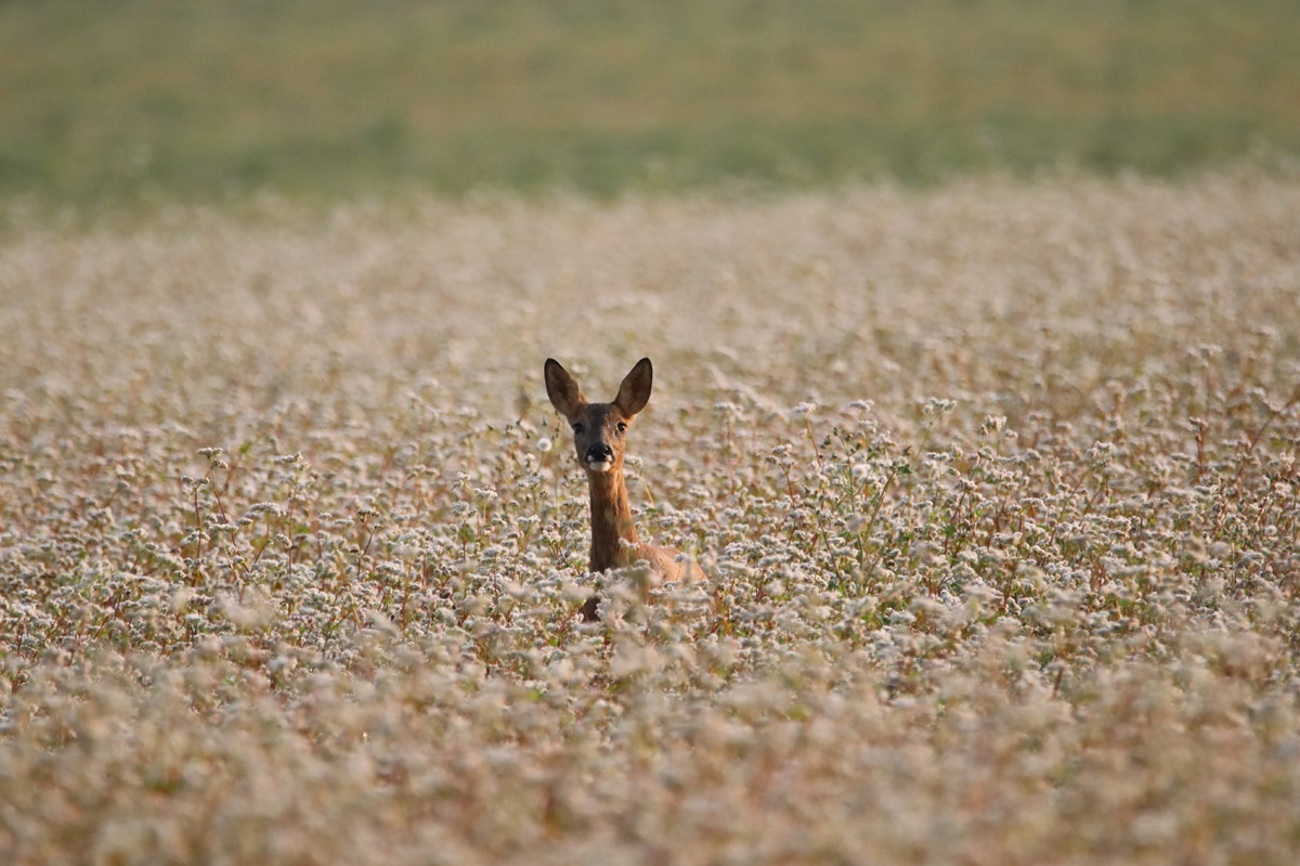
[586,442,613,463]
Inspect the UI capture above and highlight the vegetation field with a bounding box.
[3,0,1300,205]
[1,169,1298,863]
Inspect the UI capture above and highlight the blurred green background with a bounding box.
[3,0,1299,206]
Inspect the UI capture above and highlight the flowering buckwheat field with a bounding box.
[1,172,1298,864]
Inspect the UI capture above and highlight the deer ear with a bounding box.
[545,358,584,419]
[614,357,653,417]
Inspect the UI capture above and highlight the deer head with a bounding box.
[544,357,653,475]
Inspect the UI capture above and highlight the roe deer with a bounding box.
[544,357,702,621]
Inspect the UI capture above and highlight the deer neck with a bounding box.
[586,467,639,572]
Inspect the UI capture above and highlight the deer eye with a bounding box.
[616,421,627,433]
[572,423,585,435]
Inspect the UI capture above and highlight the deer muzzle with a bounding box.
[585,442,615,472]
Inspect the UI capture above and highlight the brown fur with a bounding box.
[544,357,702,621]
